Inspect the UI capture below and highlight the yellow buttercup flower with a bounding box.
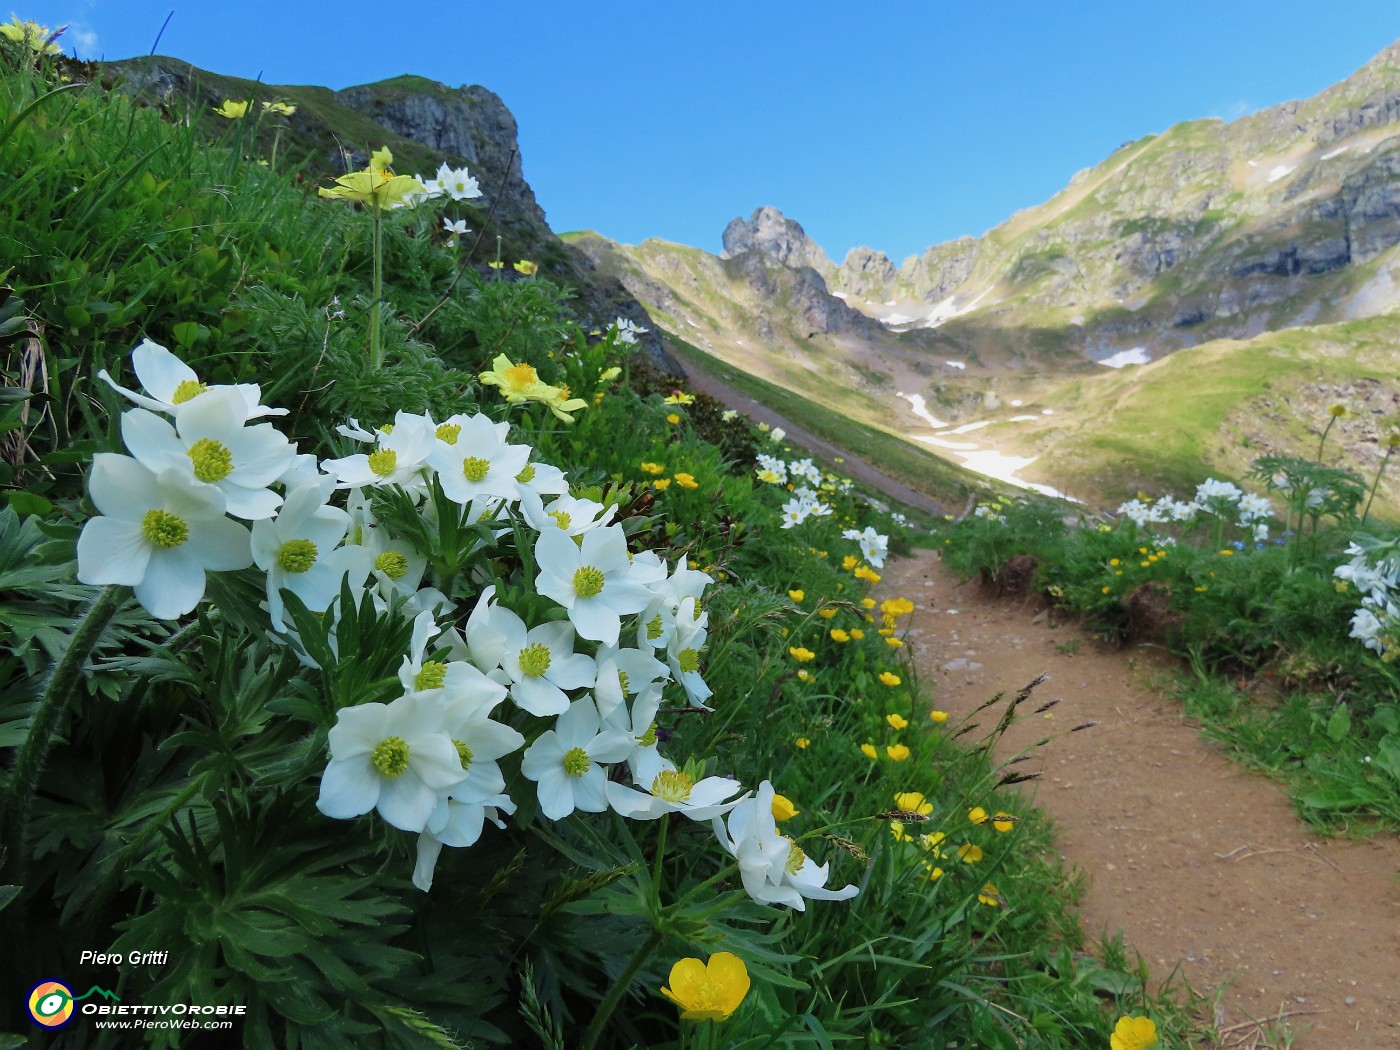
[886,744,911,762]
[860,742,878,760]
[674,472,699,490]
[842,554,859,571]
[849,628,864,640]
[653,478,672,490]
[968,807,988,825]
[1110,1015,1158,1050]
[893,791,933,816]
[819,608,837,620]
[886,713,908,730]
[788,589,805,602]
[878,671,901,687]
[880,598,915,618]
[771,794,800,822]
[794,737,810,750]
[262,100,297,116]
[666,413,681,425]
[929,709,949,723]
[513,259,539,275]
[830,628,850,643]
[977,883,1002,907]
[788,646,815,663]
[854,565,882,583]
[213,99,250,119]
[640,462,666,476]
[957,843,983,863]
[860,598,877,610]
[992,812,1016,833]
[885,636,904,648]
[661,952,750,1022]
[890,821,911,843]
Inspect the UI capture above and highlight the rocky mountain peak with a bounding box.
[721,206,835,280]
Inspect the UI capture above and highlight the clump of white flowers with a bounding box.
[1116,477,1275,544]
[76,340,863,909]
[1334,537,1400,658]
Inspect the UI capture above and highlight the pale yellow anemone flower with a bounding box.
[0,17,62,53]
[213,99,250,119]
[318,170,426,210]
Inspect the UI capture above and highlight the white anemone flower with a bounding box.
[413,791,515,892]
[443,217,470,237]
[499,617,596,718]
[713,781,860,911]
[397,610,508,715]
[519,697,633,820]
[535,525,653,646]
[426,412,531,506]
[98,338,288,420]
[592,643,667,720]
[316,694,466,832]
[666,608,712,709]
[251,477,373,632]
[433,162,482,201]
[439,692,526,803]
[522,493,616,539]
[76,454,253,619]
[323,413,436,492]
[515,459,572,521]
[604,686,665,779]
[606,750,746,822]
[121,389,296,520]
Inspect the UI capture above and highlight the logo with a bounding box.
[27,980,120,1029]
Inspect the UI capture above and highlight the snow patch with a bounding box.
[830,291,847,299]
[953,450,1078,501]
[1041,409,1054,416]
[1007,414,1039,422]
[1320,145,1350,161]
[945,360,966,370]
[944,420,992,435]
[1267,163,1295,183]
[898,392,951,429]
[1097,347,1151,369]
[1010,399,1023,407]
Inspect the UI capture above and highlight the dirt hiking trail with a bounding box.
[881,548,1400,1050]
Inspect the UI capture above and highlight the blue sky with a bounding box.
[20,2,1400,263]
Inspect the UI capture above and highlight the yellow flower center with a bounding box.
[141,509,188,549]
[646,614,664,640]
[573,566,605,598]
[277,538,318,574]
[504,362,539,389]
[650,769,694,803]
[784,838,806,875]
[462,456,491,482]
[374,550,408,580]
[378,423,395,434]
[548,510,573,530]
[415,661,448,690]
[638,721,657,748]
[368,449,397,477]
[517,463,536,483]
[435,423,461,444]
[677,648,701,674]
[518,642,552,678]
[454,740,473,771]
[171,379,207,404]
[616,670,631,696]
[186,437,234,483]
[561,746,590,777]
[371,736,410,778]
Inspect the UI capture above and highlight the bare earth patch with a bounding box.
[881,548,1400,1049]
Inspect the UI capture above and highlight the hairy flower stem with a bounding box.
[5,584,125,874]
[1362,448,1394,525]
[369,206,384,368]
[579,929,663,1050]
[1317,416,1337,464]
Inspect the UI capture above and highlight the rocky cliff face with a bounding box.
[722,207,836,282]
[106,58,673,371]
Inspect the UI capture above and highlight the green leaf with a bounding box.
[1326,703,1351,743]
[0,885,19,913]
[4,491,52,517]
